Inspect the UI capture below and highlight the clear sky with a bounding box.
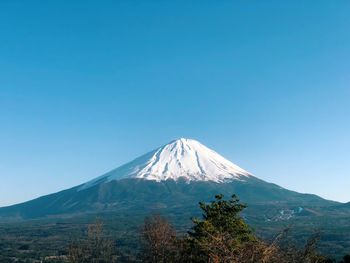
[0,1,349,207]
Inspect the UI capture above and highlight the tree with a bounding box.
[263,230,332,263]
[68,219,116,263]
[184,194,331,263]
[139,214,179,263]
[68,243,85,263]
[86,220,114,262]
[187,194,258,263]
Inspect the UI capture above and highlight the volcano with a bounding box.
[0,138,339,220]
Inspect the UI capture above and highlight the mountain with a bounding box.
[0,138,338,219]
[1,138,349,257]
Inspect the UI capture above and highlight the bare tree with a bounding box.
[139,214,178,263]
[86,220,114,263]
[68,219,116,263]
[68,243,85,263]
[257,229,330,263]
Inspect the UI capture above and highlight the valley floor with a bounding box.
[0,211,349,262]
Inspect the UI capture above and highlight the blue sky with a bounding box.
[0,1,349,206]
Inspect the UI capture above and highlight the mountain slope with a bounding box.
[0,177,333,219]
[0,138,338,220]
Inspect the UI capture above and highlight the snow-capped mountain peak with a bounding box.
[81,138,252,189]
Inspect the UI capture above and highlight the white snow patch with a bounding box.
[80,138,252,189]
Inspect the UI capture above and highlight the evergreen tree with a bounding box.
[187,194,258,263]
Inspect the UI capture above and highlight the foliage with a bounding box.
[0,193,349,262]
[187,194,258,262]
